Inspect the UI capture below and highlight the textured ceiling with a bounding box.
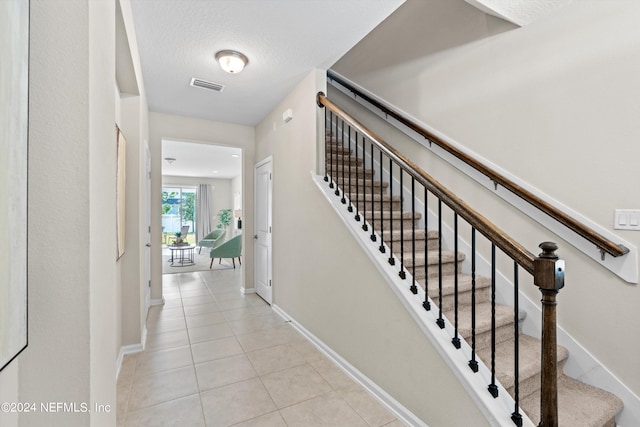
[465,0,574,26]
[130,0,405,126]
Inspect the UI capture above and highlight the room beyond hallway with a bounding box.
[116,268,405,426]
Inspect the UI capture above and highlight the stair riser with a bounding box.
[433,287,492,312]
[400,261,463,280]
[384,237,438,251]
[360,218,419,231]
[506,362,566,404]
[327,157,364,166]
[335,179,387,189]
[328,168,374,178]
[350,200,401,211]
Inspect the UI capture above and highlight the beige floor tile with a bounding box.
[191,336,244,364]
[146,316,187,335]
[221,306,257,321]
[337,385,396,427]
[186,311,227,328]
[182,294,216,307]
[289,340,325,363]
[236,326,298,353]
[246,344,306,375]
[279,392,369,427]
[261,364,332,408]
[188,322,234,344]
[195,354,257,392]
[145,329,190,352]
[310,358,356,390]
[135,345,193,377]
[128,366,198,411]
[200,378,277,427]
[162,298,183,308]
[382,419,408,426]
[180,288,212,298]
[216,298,252,311]
[212,290,246,302]
[124,394,205,427]
[230,411,286,427]
[227,313,286,335]
[183,302,220,316]
[147,306,185,320]
[118,353,139,387]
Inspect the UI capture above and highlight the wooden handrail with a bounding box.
[319,92,537,274]
[327,71,629,259]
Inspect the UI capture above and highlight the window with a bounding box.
[162,186,196,244]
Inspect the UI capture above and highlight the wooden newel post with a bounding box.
[534,242,565,427]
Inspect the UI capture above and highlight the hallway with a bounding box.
[116,267,405,426]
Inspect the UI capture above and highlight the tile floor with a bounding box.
[117,266,406,427]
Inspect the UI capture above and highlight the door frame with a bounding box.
[254,156,273,304]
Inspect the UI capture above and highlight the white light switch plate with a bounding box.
[614,209,640,230]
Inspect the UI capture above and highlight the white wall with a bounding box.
[115,0,151,366]
[333,0,640,396]
[254,68,487,426]
[15,0,118,425]
[149,113,255,297]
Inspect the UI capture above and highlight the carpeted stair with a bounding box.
[325,135,624,426]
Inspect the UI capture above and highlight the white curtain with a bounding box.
[196,184,213,243]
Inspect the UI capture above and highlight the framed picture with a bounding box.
[0,0,29,372]
[116,126,127,259]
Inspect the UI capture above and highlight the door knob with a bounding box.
[254,235,258,239]
[145,243,151,247]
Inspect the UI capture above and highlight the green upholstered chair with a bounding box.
[209,234,242,269]
[198,229,225,254]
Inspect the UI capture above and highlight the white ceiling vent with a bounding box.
[190,77,225,93]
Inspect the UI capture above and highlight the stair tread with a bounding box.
[444,301,517,337]
[476,335,569,390]
[520,375,623,427]
[381,228,437,241]
[363,211,421,219]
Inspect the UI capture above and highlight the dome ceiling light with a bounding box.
[215,50,249,74]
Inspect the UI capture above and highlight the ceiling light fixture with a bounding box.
[164,157,176,164]
[215,50,249,74]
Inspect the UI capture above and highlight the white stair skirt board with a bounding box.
[328,73,638,284]
[272,304,428,427]
[314,172,639,426]
[312,173,535,427]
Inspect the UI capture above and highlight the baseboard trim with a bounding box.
[115,342,144,380]
[272,304,427,427]
[241,286,256,294]
[150,297,165,306]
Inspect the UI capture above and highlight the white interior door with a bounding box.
[144,144,152,314]
[254,158,272,304]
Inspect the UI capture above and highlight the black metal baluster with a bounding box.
[436,200,444,329]
[452,213,461,348]
[324,109,328,182]
[370,142,376,242]
[379,150,385,253]
[336,118,343,198]
[468,228,478,372]
[354,131,361,222]
[388,159,395,266]
[361,137,368,232]
[410,177,417,294]
[423,187,430,311]
[488,244,499,398]
[511,262,523,426]
[328,112,334,189]
[399,170,406,280]
[347,125,353,212]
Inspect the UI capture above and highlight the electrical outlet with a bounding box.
[614,209,640,230]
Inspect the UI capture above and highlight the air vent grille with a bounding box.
[190,78,225,92]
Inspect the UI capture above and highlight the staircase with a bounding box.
[324,128,624,426]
